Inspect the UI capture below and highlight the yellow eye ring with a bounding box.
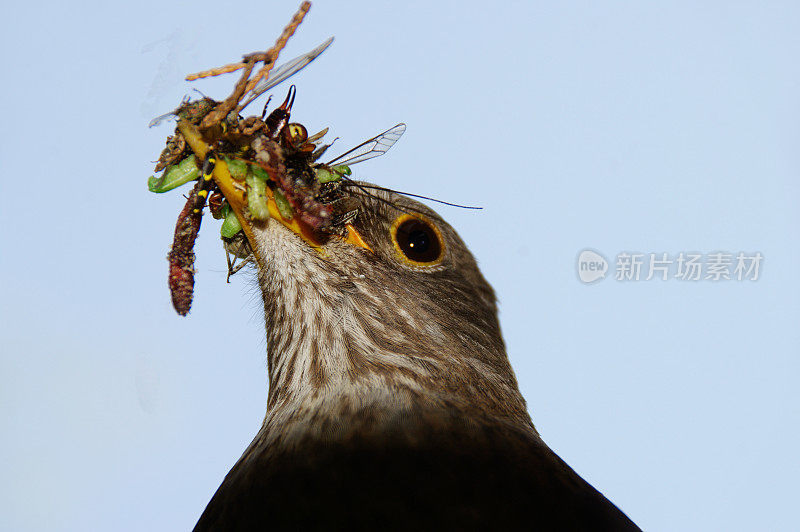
[390,214,445,267]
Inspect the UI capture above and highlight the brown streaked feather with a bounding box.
[193,184,640,530]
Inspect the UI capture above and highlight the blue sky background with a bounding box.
[2,1,799,530]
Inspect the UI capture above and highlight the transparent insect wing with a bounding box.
[326,123,406,167]
[148,95,192,128]
[241,37,334,110]
[148,110,177,128]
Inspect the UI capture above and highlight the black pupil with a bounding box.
[395,219,441,263]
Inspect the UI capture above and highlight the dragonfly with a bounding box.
[148,37,334,128]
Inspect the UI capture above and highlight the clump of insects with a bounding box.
[148,1,407,315]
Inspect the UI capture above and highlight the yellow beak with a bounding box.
[177,120,372,266]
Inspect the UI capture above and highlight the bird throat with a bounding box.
[249,222,536,450]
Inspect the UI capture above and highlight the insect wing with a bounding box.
[326,123,406,167]
[241,37,334,109]
[148,110,178,128]
[253,37,333,93]
[149,94,196,128]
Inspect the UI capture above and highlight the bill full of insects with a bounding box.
[147,1,406,315]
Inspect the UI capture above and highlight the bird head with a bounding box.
[245,181,534,437]
[177,121,534,441]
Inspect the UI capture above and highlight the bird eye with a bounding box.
[390,214,444,265]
